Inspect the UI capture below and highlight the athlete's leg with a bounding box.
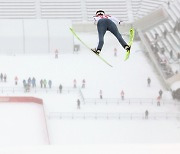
[97,19,107,50]
[108,20,128,49]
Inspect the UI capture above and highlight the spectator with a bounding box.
[177,18,180,32]
[155,33,158,40]
[163,29,167,38]
[0,73,3,82]
[121,90,124,100]
[4,73,7,82]
[151,44,155,51]
[59,84,63,93]
[48,80,52,88]
[25,83,30,92]
[154,42,158,51]
[74,45,80,52]
[145,110,149,119]
[55,49,59,59]
[73,79,77,88]
[28,77,31,87]
[82,79,86,88]
[77,99,80,109]
[32,77,36,88]
[43,79,47,88]
[147,77,151,87]
[99,90,103,99]
[157,95,161,106]
[114,48,117,57]
[171,90,176,100]
[15,76,18,85]
[167,1,170,8]
[159,89,163,98]
[161,47,165,54]
[160,59,167,68]
[178,52,180,60]
[23,79,26,88]
[173,23,177,34]
[40,79,43,88]
[170,50,173,59]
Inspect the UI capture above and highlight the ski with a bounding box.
[70,27,113,67]
[124,28,135,61]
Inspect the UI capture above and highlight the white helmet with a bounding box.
[96,10,105,16]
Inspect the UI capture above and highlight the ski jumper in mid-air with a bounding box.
[91,10,130,55]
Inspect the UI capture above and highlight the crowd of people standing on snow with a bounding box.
[21,77,86,93]
[0,72,176,118]
[0,73,166,102]
[2,74,86,93]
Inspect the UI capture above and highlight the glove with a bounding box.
[119,21,123,24]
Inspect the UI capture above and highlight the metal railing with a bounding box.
[0,86,179,105]
[0,86,79,94]
[48,112,180,120]
[84,98,180,105]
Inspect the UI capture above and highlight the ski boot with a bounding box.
[124,45,131,60]
[91,48,101,55]
[125,45,131,52]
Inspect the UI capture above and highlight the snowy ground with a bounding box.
[0,31,179,153]
[0,102,49,146]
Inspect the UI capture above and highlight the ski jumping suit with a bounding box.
[93,15,128,51]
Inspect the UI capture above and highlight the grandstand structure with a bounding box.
[0,0,168,22]
[134,0,180,93]
[131,0,168,20]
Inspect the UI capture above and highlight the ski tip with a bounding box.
[109,64,113,67]
[130,28,135,35]
[70,27,75,32]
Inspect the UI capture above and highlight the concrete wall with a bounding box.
[0,19,73,54]
[167,73,180,86]
[133,8,169,31]
[0,20,23,54]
